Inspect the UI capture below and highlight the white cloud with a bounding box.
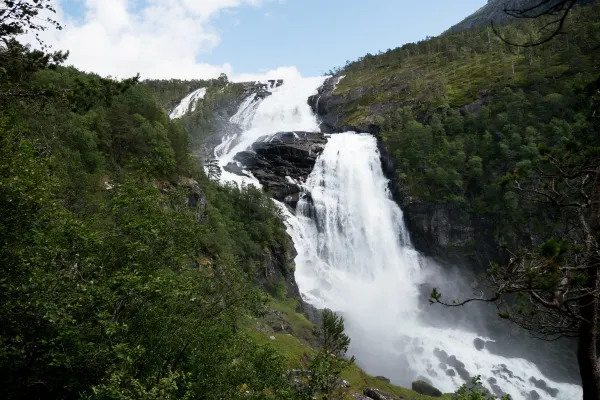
[32,0,299,81]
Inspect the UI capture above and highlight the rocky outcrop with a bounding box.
[256,235,301,299]
[363,388,402,400]
[308,76,382,134]
[411,380,442,397]
[231,131,328,207]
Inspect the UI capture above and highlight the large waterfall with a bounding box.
[190,78,583,400]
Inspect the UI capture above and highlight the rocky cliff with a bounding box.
[309,76,506,272]
[229,131,328,208]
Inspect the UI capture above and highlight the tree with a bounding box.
[0,0,62,46]
[454,376,511,400]
[429,3,600,399]
[431,135,600,399]
[493,1,579,47]
[308,309,355,398]
[206,158,222,182]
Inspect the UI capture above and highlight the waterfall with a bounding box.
[211,78,582,400]
[169,87,207,119]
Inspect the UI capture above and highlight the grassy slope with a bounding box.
[331,2,598,130]
[247,298,450,400]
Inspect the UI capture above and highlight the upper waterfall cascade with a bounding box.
[169,87,207,119]
[170,78,583,400]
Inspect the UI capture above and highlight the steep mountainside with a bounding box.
[309,2,600,272]
[447,0,595,33]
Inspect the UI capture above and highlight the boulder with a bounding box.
[336,379,350,389]
[375,376,391,383]
[363,388,402,400]
[411,380,442,397]
[352,394,373,400]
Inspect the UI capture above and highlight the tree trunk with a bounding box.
[578,169,600,400]
[577,279,600,400]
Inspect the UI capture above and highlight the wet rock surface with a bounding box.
[232,131,328,206]
[529,377,559,398]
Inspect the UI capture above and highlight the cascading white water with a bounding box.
[214,77,326,186]
[285,132,582,400]
[172,77,583,400]
[169,87,207,119]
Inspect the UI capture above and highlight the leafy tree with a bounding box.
[308,309,355,398]
[454,376,511,400]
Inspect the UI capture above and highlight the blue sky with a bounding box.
[45,0,486,80]
[207,0,486,76]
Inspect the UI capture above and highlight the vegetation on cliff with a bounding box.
[324,2,599,251]
[0,2,301,398]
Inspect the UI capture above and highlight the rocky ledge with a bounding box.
[227,131,328,207]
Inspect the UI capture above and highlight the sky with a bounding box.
[35,0,487,81]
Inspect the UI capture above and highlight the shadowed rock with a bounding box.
[233,131,328,207]
[412,380,442,397]
[529,377,559,398]
[473,337,485,351]
[363,388,402,400]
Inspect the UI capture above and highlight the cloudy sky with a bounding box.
[36,0,486,81]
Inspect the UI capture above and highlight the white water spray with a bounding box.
[173,77,583,400]
[285,132,581,400]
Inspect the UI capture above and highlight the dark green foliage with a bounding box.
[333,2,600,249]
[454,376,511,400]
[206,158,222,181]
[0,18,299,399]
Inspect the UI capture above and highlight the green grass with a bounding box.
[247,329,312,368]
[247,296,453,399]
[341,366,453,400]
[269,298,315,344]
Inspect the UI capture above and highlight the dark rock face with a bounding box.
[233,131,328,206]
[411,380,442,397]
[255,233,301,300]
[433,348,448,363]
[529,390,541,400]
[308,75,382,134]
[447,355,471,383]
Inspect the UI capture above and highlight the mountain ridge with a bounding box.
[446,0,595,34]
